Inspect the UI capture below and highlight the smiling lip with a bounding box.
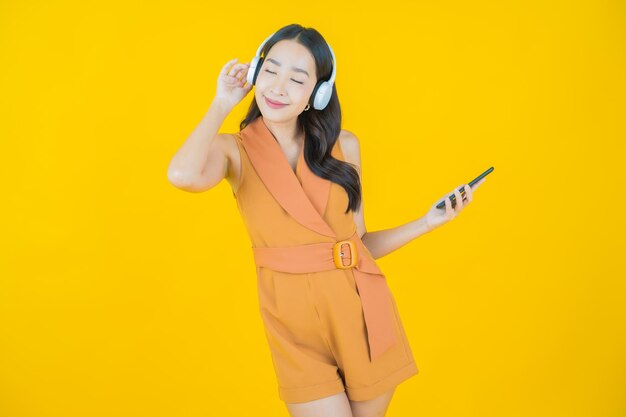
[264,96,288,108]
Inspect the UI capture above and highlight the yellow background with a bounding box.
[1,1,625,416]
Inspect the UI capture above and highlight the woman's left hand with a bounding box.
[424,178,486,232]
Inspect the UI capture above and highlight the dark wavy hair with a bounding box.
[239,24,361,214]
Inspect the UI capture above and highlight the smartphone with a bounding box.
[435,166,494,209]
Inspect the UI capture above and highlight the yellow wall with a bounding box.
[1,1,624,416]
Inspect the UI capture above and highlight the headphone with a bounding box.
[246,31,337,111]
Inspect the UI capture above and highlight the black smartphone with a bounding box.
[436,166,494,209]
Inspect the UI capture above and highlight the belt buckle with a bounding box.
[333,240,357,269]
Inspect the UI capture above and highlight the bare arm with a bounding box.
[167,58,252,193]
[167,99,232,192]
[361,218,433,260]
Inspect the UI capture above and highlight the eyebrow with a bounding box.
[266,58,310,78]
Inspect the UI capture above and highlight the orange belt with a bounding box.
[251,230,397,362]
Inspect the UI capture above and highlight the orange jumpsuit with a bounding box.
[232,116,419,403]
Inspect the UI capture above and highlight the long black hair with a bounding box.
[239,23,361,215]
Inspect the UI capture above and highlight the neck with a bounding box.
[262,116,304,147]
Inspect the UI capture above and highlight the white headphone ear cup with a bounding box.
[313,81,332,110]
[247,56,261,85]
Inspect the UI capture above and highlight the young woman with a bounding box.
[168,23,485,417]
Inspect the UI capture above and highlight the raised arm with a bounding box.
[167,101,232,192]
[167,58,252,193]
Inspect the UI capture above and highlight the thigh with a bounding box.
[349,387,396,417]
[314,270,419,401]
[257,271,345,403]
[285,391,353,417]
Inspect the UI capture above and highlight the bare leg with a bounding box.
[285,391,353,417]
[349,387,396,417]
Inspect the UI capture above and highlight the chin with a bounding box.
[261,113,292,123]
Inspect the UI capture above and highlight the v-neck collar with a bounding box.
[239,116,335,238]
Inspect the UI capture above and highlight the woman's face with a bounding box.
[254,39,318,123]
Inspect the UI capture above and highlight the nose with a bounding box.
[269,75,288,96]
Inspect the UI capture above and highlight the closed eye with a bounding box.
[264,69,304,84]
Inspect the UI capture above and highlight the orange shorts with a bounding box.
[256,265,419,403]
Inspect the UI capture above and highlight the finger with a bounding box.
[461,183,469,203]
[222,58,237,70]
[444,194,452,216]
[233,65,252,81]
[460,185,467,205]
[466,183,473,203]
[237,75,251,87]
[449,186,460,208]
[220,58,238,75]
[228,64,245,77]
[453,187,463,211]
[235,65,250,79]
[231,63,248,71]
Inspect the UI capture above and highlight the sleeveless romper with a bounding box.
[231,116,419,404]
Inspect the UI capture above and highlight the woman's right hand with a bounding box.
[214,58,253,110]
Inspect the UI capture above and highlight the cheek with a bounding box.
[299,85,315,102]
[255,74,269,90]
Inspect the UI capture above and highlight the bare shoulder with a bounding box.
[338,129,361,170]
